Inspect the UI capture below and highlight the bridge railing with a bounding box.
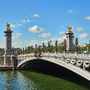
[17,52,90,58]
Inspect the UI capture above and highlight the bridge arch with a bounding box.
[17,57,61,69]
[17,57,90,81]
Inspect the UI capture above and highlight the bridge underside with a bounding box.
[18,59,61,69]
[18,59,90,88]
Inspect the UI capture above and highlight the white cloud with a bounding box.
[27,40,38,46]
[12,42,21,48]
[79,33,89,39]
[21,19,26,23]
[33,14,39,17]
[85,16,90,20]
[60,25,64,27]
[50,36,66,45]
[75,27,85,33]
[10,24,16,27]
[10,23,23,28]
[29,25,45,33]
[27,19,32,22]
[17,23,23,27]
[68,10,73,13]
[12,33,22,40]
[41,36,66,46]
[12,41,28,48]
[68,10,78,13]
[41,40,48,44]
[58,31,65,34]
[38,33,51,38]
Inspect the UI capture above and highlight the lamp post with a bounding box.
[55,40,57,53]
[48,41,50,53]
[42,42,44,52]
[50,40,52,52]
[75,37,78,53]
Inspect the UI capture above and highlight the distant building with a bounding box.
[0,47,21,55]
[81,43,90,47]
[82,43,87,47]
[12,47,21,55]
[0,48,4,55]
[81,40,90,47]
[38,45,46,48]
[59,42,64,46]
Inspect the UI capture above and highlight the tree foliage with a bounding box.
[18,45,90,55]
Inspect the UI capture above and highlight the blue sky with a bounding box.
[0,0,90,48]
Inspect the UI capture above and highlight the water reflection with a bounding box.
[0,71,39,90]
[0,70,89,90]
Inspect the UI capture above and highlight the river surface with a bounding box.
[0,69,90,90]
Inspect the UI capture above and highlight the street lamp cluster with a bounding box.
[18,37,79,55]
[18,40,59,54]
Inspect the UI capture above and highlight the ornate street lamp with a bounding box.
[42,42,44,52]
[75,37,78,53]
[48,41,50,52]
[50,40,52,52]
[23,48,24,54]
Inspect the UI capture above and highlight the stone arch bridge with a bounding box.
[17,52,90,81]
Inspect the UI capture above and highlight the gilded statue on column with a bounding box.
[6,22,11,31]
[67,26,72,33]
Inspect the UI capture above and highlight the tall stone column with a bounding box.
[4,23,13,66]
[66,26,74,53]
[4,22,13,55]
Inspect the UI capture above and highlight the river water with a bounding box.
[0,69,90,90]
